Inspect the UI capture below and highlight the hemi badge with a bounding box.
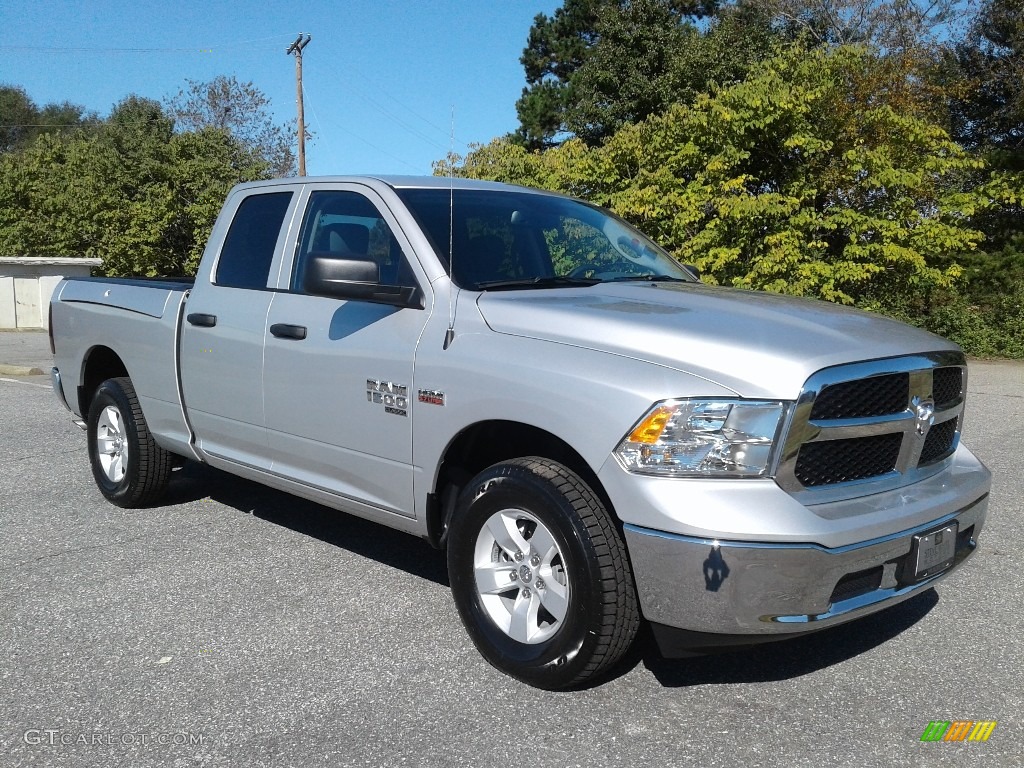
[418,390,445,406]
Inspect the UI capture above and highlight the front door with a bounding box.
[262,187,431,516]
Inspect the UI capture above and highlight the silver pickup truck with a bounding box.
[50,176,991,689]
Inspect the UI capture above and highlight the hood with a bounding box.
[475,282,957,399]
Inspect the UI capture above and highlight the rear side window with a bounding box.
[215,192,293,288]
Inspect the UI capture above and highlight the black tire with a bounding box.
[447,457,639,689]
[87,376,173,508]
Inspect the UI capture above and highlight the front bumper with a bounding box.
[624,492,987,654]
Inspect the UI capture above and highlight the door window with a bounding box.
[294,191,417,292]
[215,192,293,289]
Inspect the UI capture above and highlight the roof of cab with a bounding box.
[229,175,558,195]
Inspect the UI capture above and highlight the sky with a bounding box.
[0,0,562,175]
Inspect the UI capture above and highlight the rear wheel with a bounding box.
[447,457,639,689]
[87,377,172,507]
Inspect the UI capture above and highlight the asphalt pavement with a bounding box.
[0,329,51,376]
[0,330,1022,768]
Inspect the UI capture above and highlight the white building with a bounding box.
[0,257,103,329]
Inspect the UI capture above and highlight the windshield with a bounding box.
[395,187,695,290]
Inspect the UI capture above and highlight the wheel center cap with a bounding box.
[519,565,532,583]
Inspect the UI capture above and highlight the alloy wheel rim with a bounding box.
[473,509,570,644]
[95,405,128,484]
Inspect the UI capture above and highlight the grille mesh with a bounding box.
[795,433,903,487]
[920,419,958,465]
[933,367,963,410]
[810,373,908,420]
[830,567,884,603]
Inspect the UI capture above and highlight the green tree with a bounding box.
[671,3,783,94]
[0,95,271,276]
[514,0,721,148]
[515,0,604,148]
[570,1,785,144]
[165,75,297,177]
[566,0,701,144]
[946,0,1024,303]
[949,0,1022,152]
[451,45,998,309]
[0,86,39,153]
[0,84,94,154]
[514,0,968,149]
[742,0,965,52]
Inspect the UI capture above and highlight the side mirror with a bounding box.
[302,253,423,309]
[683,264,701,280]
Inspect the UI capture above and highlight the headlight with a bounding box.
[614,399,786,477]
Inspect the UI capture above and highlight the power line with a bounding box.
[0,35,294,55]
[304,59,468,152]
[333,60,465,143]
[302,85,335,172]
[0,124,101,128]
[302,86,427,174]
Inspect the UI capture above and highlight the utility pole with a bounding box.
[286,33,312,176]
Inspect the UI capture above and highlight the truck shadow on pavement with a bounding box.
[635,588,939,687]
[162,460,940,688]
[162,461,450,588]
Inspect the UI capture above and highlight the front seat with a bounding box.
[316,223,370,256]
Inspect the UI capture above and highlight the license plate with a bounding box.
[911,523,958,580]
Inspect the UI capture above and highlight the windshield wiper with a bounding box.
[476,276,601,291]
[606,274,692,283]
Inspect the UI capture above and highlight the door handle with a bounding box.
[270,323,307,340]
[187,313,217,327]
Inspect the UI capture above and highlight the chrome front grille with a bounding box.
[933,366,964,409]
[794,432,903,487]
[809,372,908,420]
[920,418,958,465]
[776,353,966,501]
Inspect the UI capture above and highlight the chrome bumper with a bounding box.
[51,366,85,429]
[625,492,987,645]
[50,366,71,412]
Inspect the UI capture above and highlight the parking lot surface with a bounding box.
[1,355,1021,768]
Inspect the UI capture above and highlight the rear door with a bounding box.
[262,185,431,516]
[180,188,300,469]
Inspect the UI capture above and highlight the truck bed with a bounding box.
[51,276,195,458]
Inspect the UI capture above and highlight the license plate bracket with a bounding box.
[909,523,958,581]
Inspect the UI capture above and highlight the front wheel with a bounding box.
[87,377,172,508]
[447,457,639,689]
